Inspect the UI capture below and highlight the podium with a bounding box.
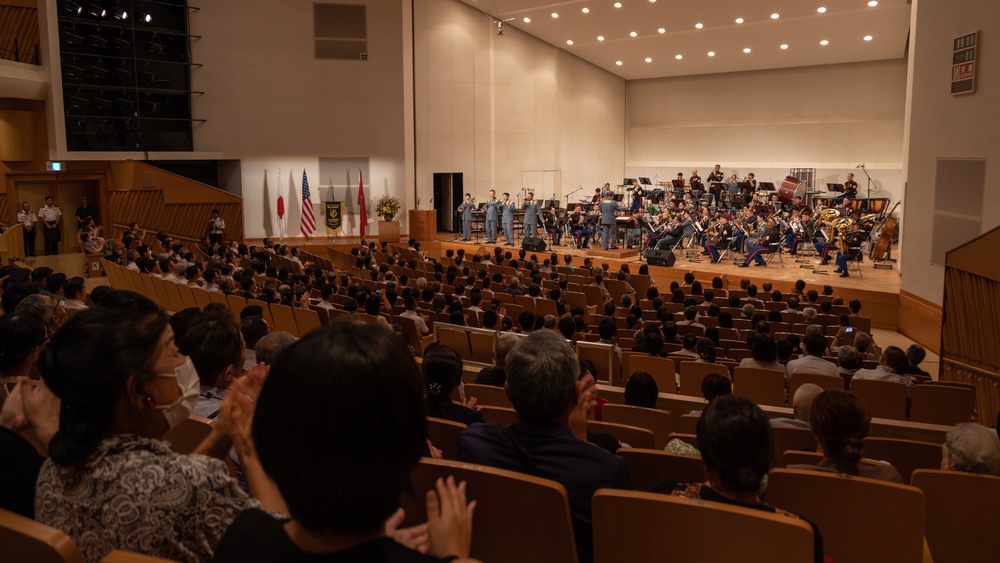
[408,209,436,242]
[379,220,400,243]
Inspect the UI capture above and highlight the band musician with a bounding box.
[707,164,725,206]
[484,189,499,243]
[740,220,781,267]
[457,193,476,241]
[704,216,734,263]
[568,204,593,249]
[689,170,703,193]
[543,207,564,246]
[522,191,540,239]
[835,223,865,278]
[840,173,859,199]
[500,192,515,245]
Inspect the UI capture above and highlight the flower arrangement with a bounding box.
[376,195,401,220]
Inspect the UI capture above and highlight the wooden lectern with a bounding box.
[408,209,436,242]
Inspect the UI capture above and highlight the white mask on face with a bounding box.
[152,357,201,429]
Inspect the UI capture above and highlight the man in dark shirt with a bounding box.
[459,330,632,563]
[74,195,95,226]
[474,333,518,386]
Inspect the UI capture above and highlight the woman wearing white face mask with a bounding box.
[34,291,280,562]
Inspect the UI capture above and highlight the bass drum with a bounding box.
[778,176,806,204]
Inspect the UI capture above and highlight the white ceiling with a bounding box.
[458,0,912,80]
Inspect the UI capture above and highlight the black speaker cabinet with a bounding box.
[645,249,676,267]
[522,237,547,252]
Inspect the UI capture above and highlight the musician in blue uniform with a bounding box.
[484,189,499,243]
[500,192,515,245]
[835,223,865,277]
[704,216,734,263]
[521,192,540,239]
[598,192,623,250]
[457,193,475,241]
[739,220,780,267]
[543,207,563,246]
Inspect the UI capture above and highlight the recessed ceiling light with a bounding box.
[864,35,873,41]
[645,57,652,62]
[597,35,605,41]
[630,31,638,37]
[614,2,622,7]
[523,17,530,22]
[771,13,780,19]
[820,39,829,45]
[582,7,589,13]
[708,51,715,56]
[616,60,623,65]
[658,27,666,33]
[743,47,751,53]
[780,44,788,49]
[551,12,558,18]
[675,54,683,60]
[817,6,827,13]
[735,17,744,24]
[695,23,703,29]
[868,0,878,6]
[566,40,574,45]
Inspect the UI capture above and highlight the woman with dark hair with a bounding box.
[690,280,703,296]
[34,292,278,562]
[0,312,47,391]
[423,345,484,426]
[671,289,685,304]
[215,322,476,562]
[789,390,903,483]
[654,395,825,563]
[624,371,659,409]
[717,311,734,329]
[695,338,716,363]
[739,334,787,377]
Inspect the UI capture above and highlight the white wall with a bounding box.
[413,0,626,212]
[901,0,1000,305]
[624,59,907,207]
[190,0,407,240]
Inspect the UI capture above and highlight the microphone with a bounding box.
[856,163,864,169]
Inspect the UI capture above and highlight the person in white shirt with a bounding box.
[125,249,140,272]
[159,258,179,283]
[62,277,89,315]
[786,332,839,378]
[851,346,916,395]
[208,208,225,245]
[399,295,429,335]
[17,202,37,257]
[38,196,62,256]
[202,267,222,293]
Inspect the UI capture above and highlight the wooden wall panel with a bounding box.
[941,360,999,429]
[898,290,943,355]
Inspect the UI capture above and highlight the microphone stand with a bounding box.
[858,163,877,212]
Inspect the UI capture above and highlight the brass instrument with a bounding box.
[834,218,854,253]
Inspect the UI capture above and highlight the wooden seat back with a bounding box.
[0,508,84,563]
[911,469,1000,563]
[601,405,674,449]
[616,449,705,491]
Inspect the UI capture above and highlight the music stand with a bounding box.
[758,182,776,192]
[542,199,559,209]
[827,183,845,193]
[639,177,652,185]
[623,178,637,186]
[613,193,625,202]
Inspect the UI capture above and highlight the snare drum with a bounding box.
[778,176,806,204]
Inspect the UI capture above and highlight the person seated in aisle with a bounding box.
[34,292,283,562]
[475,333,518,387]
[458,330,632,563]
[851,345,915,395]
[651,395,826,563]
[770,384,824,430]
[785,332,839,378]
[214,321,478,563]
[739,220,781,267]
[940,423,1000,475]
[834,222,866,277]
[788,389,903,483]
[423,344,485,427]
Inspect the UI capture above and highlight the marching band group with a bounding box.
[457,168,881,278]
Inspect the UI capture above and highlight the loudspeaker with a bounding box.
[645,249,675,267]
[522,237,547,252]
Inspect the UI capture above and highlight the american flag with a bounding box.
[301,169,315,237]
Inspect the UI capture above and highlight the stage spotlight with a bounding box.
[88,4,107,17]
[87,34,109,48]
[64,1,83,14]
[63,32,86,47]
[113,8,128,20]
[141,13,152,23]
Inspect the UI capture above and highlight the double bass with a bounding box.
[870,215,898,261]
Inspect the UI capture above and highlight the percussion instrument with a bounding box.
[778,175,806,204]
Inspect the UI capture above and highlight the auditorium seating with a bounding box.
[101,550,178,562]
[616,449,705,491]
[588,420,655,449]
[425,417,466,460]
[862,437,943,484]
[601,404,674,449]
[591,490,815,563]
[911,469,1000,563]
[0,508,84,563]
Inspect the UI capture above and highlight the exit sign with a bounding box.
[951,32,979,95]
[46,161,64,171]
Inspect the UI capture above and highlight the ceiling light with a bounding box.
[523,17,530,22]
[743,47,751,53]
[567,40,574,45]
[817,7,827,13]
[582,7,589,13]
[771,13,780,19]
[112,8,128,20]
[551,12,558,18]
[695,23,703,29]
[868,0,878,6]
[142,13,152,22]
[88,3,107,17]
[616,60,623,65]
[597,35,605,41]
[645,57,652,62]
[864,35,873,41]
[614,2,622,7]
[735,17,744,24]
[658,27,666,33]
[673,54,681,60]
[708,51,715,57]
[780,44,788,49]
[630,31,638,37]
[820,39,829,45]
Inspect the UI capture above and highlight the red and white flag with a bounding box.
[301,169,315,238]
[276,168,286,240]
[357,168,368,239]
